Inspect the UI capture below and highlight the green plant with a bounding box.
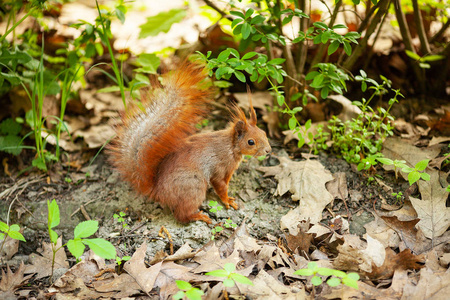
[294,262,359,289]
[113,211,129,230]
[391,191,403,204]
[208,200,223,213]
[313,74,401,164]
[0,118,25,155]
[173,280,204,300]
[47,199,116,281]
[379,158,430,185]
[206,262,254,287]
[115,255,131,266]
[0,220,26,258]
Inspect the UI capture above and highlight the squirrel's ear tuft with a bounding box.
[234,120,247,138]
[247,85,257,126]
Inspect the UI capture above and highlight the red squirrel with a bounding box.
[108,62,271,224]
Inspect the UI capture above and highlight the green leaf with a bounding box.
[244,8,254,19]
[8,230,26,242]
[74,220,99,239]
[342,277,359,289]
[343,41,352,56]
[82,238,117,259]
[9,224,20,231]
[173,291,185,300]
[0,221,8,232]
[241,22,251,39]
[176,280,192,290]
[311,276,322,286]
[135,53,160,74]
[85,42,96,58]
[415,159,429,171]
[47,199,60,229]
[139,9,187,38]
[405,50,421,61]
[328,40,340,55]
[49,229,58,244]
[267,58,286,65]
[230,10,245,18]
[346,273,360,281]
[311,74,324,87]
[317,268,334,276]
[327,277,341,287]
[242,52,258,60]
[0,118,22,135]
[305,71,319,81]
[223,263,235,273]
[420,172,430,181]
[205,269,229,278]
[223,278,235,287]
[97,86,122,93]
[234,71,246,83]
[422,55,445,62]
[408,171,421,185]
[67,239,85,259]
[230,273,254,285]
[294,269,314,276]
[251,15,265,25]
[307,262,318,270]
[288,117,297,130]
[276,94,285,106]
[376,157,393,165]
[185,288,204,300]
[0,135,22,155]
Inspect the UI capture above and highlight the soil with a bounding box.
[1,137,407,264]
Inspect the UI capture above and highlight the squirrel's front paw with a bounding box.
[223,197,238,210]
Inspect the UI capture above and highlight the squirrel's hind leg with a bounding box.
[167,175,211,224]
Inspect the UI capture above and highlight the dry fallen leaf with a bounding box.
[0,235,19,260]
[237,269,305,299]
[0,263,32,292]
[380,215,429,253]
[333,234,385,273]
[366,248,425,280]
[25,237,69,279]
[401,267,450,300]
[123,242,161,293]
[409,170,450,239]
[259,157,333,234]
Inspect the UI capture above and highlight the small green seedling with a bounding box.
[208,201,223,214]
[113,211,129,229]
[47,199,116,280]
[391,191,403,204]
[211,226,223,240]
[116,255,131,266]
[400,159,430,185]
[0,221,26,257]
[173,280,204,300]
[294,262,359,289]
[206,263,254,287]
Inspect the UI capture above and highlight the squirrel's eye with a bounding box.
[248,139,255,146]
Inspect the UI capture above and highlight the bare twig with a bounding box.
[203,0,227,18]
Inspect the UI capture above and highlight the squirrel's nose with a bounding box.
[265,146,272,154]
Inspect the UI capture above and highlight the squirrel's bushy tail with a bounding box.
[108,62,214,196]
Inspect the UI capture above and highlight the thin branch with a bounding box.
[430,18,450,44]
[411,0,430,54]
[392,0,425,93]
[342,0,390,70]
[203,0,227,17]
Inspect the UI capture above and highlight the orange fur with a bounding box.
[108,63,271,223]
